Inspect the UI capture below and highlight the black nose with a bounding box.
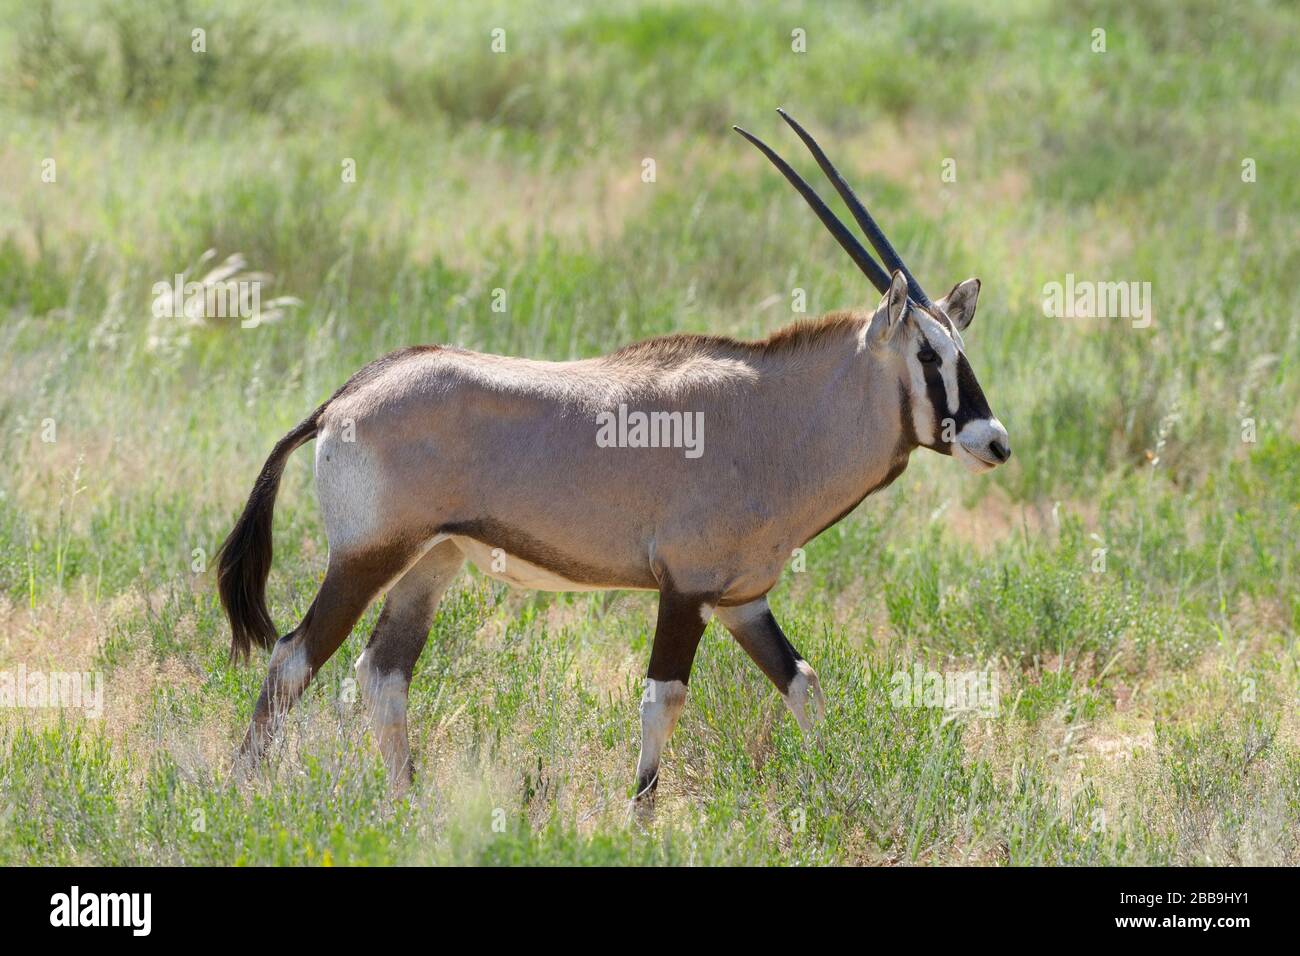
[989,440,1010,462]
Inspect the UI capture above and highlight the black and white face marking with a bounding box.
[903,305,1010,473]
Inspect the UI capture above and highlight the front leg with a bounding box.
[715,597,824,732]
[634,585,715,803]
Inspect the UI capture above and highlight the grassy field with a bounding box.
[0,0,1296,865]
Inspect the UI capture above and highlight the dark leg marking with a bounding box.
[646,585,714,685]
[635,584,716,802]
[239,544,425,766]
[716,598,824,731]
[718,603,801,693]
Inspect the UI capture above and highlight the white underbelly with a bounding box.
[449,536,608,593]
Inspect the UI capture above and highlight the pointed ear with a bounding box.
[867,270,910,350]
[937,278,980,331]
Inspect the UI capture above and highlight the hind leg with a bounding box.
[354,539,464,790]
[240,543,424,764]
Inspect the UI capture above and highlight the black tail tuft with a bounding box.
[216,411,321,663]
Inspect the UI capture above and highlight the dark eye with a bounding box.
[917,348,939,364]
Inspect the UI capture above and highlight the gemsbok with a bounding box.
[217,110,1010,801]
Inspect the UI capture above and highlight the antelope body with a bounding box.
[218,112,1010,799]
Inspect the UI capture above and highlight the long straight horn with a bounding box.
[776,108,934,309]
[732,125,892,295]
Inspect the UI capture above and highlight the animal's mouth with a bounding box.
[955,442,1000,472]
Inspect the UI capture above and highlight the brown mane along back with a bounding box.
[605,311,862,364]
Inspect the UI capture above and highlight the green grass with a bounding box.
[0,0,1296,865]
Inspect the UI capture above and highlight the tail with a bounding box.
[216,407,323,662]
